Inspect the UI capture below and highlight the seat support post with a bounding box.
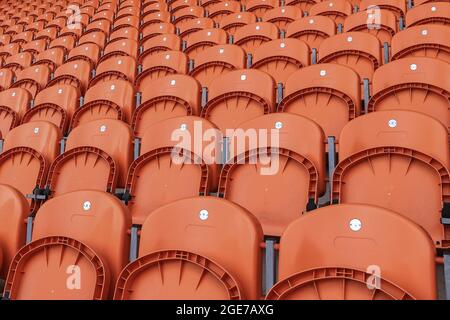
[264,238,276,295]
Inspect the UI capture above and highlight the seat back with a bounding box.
[286,15,336,50]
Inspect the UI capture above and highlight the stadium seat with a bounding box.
[48,35,76,55]
[136,50,188,87]
[172,6,205,26]
[46,60,92,95]
[21,39,47,56]
[21,84,79,135]
[284,0,318,11]
[367,57,450,134]
[251,38,310,86]
[223,113,325,236]
[139,33,181,64]
[141,22,175,43]
[67,43,101,68]
[234,22,279,55]
[141,11,172,29]
[391,25,450,64]
[262,6,303,31]
[201,69,276,134]
[32,47,65,73]
[124,116,221,224]
[309,0,353,27]
[71,79,135,128]
[0,184,29,279]
[278,63,360,140]
[332,110,450,249]
[3,190,131,299]
[114,196,263,300]
[359,0,406,23]
[90,56,137,87]
[78,30,107,50]
[177,17,214,42]
[189,44,246,88]
[220,12,257,36]
[0,67,13,90]
[266,204,437,299]
[207,1,241,25]
[0,121,61,211]
[100,38,139,62]
[0,88,31,136]
[133,74,201,138]
[170,0,196,13]
[318,32,381,86]
[110,26,140,42]
[246,0,279,19]
[11,65,51,98]
[184,28,228,61]
[405,1,450,27]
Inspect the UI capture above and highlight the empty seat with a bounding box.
[309,0,353,26]
[71,79,135,129]
[284,0,318,11]
[177,17,215,42]
[100,38,139,63]
[332,110,450,249]
[220,12,257,36]
[251,38,310,86]
[67,43,101,68]
[360,0,406,22]
[367,57,450,133]
[114,196,263,299]
[56,119,133,189]
[172,6,205,26]
[141,11,172,29]
[0,68,13,90]
[246,0,279,18]
[0,184,28,279]
[406,1,450,27]
[202,69,276,134]
[78,30,107,50]
[133,74,201,138]
[218,113,325,236]
[391,25,450,64]
[266,204,437,300]
[32,47,65,73]
[48,35,76,55]
[124,116,221,224]
[21,84,80,134]
[318,32,381,84]
[0,88,31,136]
[113,16,140,31]
[278,63,360,139]
[234,22,279,55]
[344,9,397,46]
[139,34,181,64]
[189,44,246,88]
[109,26,140,42]
[46,60,92,95]
[0,121,61,211]
[21,39,47,56]
[11,65,50,98]
[208,1,241,25]
[141,22,176,43]
[3,190,131,299]
[184,28,228,61]
[170,0,197,13]
[136,50,188,87]
[3,52,33,73]
[90,55,137,87]
[262,6,303,31]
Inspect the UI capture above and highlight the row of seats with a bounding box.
[0,192,437,299]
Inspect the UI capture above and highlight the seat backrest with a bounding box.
[219,112,325,236]
[262,6,303,31]
[220,12,257,35]
[234,22,279,55]
[51,59,92,94]
[134,74,201,137]
[184,28,228,61]
[286,15,336,50]
[116,196,263,300]
[360,0,406,20]
[309,0,353,25]
[270,204,436,300]
[405,1,450,27]
[91,55,137,86]
[12,64,50,98]
[0,88,31,135]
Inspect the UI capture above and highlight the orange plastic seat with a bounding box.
[318,32,381,84]
[0,67,13,90]
[391,25,450,64]
[234,22,279,55]
[0,121,61,211]
[141,22,175,43]
[220,12,257,35]
[0,184,28,279]
[85,18,111,35]
[251,38,310,85]
[3,190,131,299]
[184,28,228,61]
[332,110,450,249]
[208,1,241,25]
[3,52,33,73]
[133,74,201,137]
[266,204,437,300]
[62,119,133,188]
[100,38,139,63]
[360,0,406,22]
[0,42,20,60]
[367,57,450,134]
[246,0,279,18]
[21,39,47,56]
[200,0,223,10]
[114,197,263,300]
[109,26,140,42]
[406,2,450,26]
[49,35,76,54]
[46,60,92,95]
[33,48,65,73]
[262,6,303,31]
[139,33,181,64]
[129,115,220,210]
[11,65,50,98]
[21,84,80,134]
[189,44,246,88]
[278,64,360,139]
[90,55,137,87]
[173,6,205,26]
[71,79,135,128]
[310,0,353,26]
[0,34,11,46]
[170,0,196,13]
[141,11,172,29]
[67,43,101,68]
[344,9,397,45]
[0,88,31,135]
[284,0,318,11]
[78,30,107,50]
[202,69,276,134]
[143,2,167,16]
[113,16,140,31]
[136,50,188,87]
[219,113,325,236]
